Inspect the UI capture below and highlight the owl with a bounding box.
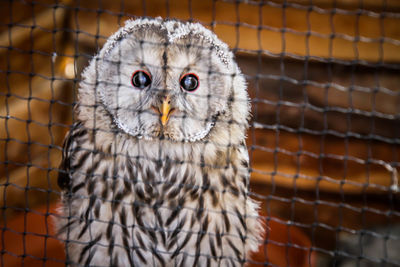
[57,18,263,266]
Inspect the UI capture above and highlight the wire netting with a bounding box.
[1,0,399,266]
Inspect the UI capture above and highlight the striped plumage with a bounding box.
[56,18,263,266]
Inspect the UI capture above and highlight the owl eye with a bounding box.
[180,73,199,92]
[131,70,151,89]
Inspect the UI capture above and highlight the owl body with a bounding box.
[57,18,263,266]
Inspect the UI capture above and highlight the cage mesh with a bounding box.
[1,0,399,266]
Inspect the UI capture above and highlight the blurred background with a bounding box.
[0,0,399,266]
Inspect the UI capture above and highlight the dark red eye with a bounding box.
[131,70,151,89]
[180,73,199,92]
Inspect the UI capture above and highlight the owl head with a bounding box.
[77,18,249,148]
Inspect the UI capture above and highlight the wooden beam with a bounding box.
[271,0,400,11]
[248,129,399,194]
[68,0,400,63]
[0,6,67,48]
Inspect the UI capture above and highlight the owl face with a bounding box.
[81,19,249,144]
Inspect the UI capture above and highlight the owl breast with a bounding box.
[57,123,262,266]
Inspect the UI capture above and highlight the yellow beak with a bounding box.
[161,97,171,126]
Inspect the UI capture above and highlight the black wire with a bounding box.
[0,0,399,266]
